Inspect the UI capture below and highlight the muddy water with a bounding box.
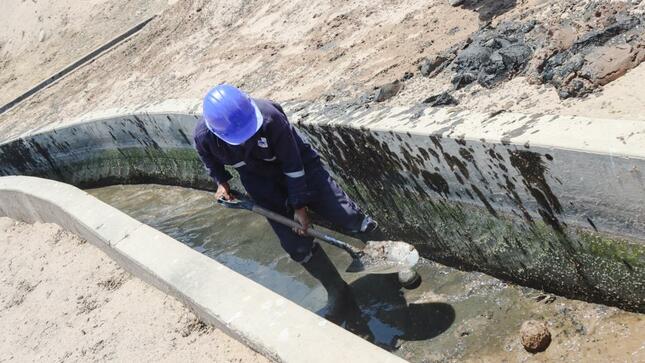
[88,185,644,362]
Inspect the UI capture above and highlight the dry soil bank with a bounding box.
[0,0,168,106]
[1,0,645,141]
[0,217,268,363]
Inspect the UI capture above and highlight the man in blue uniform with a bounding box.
[194,84,378,322]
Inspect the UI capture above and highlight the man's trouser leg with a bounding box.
[305,165,376,234]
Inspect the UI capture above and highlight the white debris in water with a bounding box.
[360,240,420,274]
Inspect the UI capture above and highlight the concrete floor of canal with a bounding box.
[88,185,645,362]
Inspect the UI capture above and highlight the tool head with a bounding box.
[346,240,420,274]
[217,198,254,210]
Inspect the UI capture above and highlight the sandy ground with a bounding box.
[0,217,269,363]
[0,0,168,106]
[1,0,644,142]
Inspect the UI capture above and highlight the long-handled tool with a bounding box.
[217,198,419,274]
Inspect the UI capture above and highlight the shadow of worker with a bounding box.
[339,273,455,350]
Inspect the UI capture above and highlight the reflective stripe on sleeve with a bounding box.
[264,156,277,162]
[232,161,246,168]
[284,169,305,178]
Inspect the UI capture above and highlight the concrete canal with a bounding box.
[88,184,645,362]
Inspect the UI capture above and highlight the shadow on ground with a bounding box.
[339,274,455,350]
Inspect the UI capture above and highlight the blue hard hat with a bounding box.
[202,84,263,145]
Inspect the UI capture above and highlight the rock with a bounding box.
[520,320,551,353]
[38,30,46,42]
[359,92,375,104]
[423,92,458,107]
[535,293,557,303]
[418,55,450,77]
[397,269,421,289]
[449,0,464,6]
[447,14,644,95]
[451,72,477,89]
[451,21,534,89]
[583,44,643,85]
[401,71,414,81]
[374,80,402,102]
[534,12,644,98]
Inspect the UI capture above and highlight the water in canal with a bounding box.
[88,184,645,362]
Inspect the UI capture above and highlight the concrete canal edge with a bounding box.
[0,99,643,312]
[0,176,406,363]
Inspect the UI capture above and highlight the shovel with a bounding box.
[216,197,419,274]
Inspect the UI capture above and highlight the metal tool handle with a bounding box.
[217,198,362,258]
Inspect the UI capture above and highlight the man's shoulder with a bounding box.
[254,98,287,119]
[193,118,211,142]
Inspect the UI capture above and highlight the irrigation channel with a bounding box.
[88,184,644,362]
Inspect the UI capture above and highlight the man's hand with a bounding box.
[215,182,235,201]
[293,207,310,236]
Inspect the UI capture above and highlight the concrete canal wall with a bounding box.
[0,100,643,312]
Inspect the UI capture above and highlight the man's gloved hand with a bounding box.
[215,182,235,201]
[293,207,310,236]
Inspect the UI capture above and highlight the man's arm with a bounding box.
[194,135,235,200]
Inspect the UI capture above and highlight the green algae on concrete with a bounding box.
[582,230,645,268]
[0,112,643,312]
[1,145,211,190]
[297,123,645,312]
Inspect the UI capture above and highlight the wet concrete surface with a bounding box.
[87,184,645,362]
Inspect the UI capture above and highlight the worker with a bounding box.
[193,84,379,322]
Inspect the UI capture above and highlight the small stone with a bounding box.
[423,92,458,107]
[397,269,421,289]
[401,71,414,81]
[449,0,464,6]
[535,293,557,304]
[520,320,551,353]
[452,72,477,89]
[374,80,402,102]
[418,55,449,77]
[38,30,46,42]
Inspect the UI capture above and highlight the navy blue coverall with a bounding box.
[194,99,368,262]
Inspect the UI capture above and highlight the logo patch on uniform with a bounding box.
[258,137,268,148]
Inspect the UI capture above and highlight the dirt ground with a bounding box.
[0,217,269,363]
[0,0,168,106]
[1,0,645,141]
